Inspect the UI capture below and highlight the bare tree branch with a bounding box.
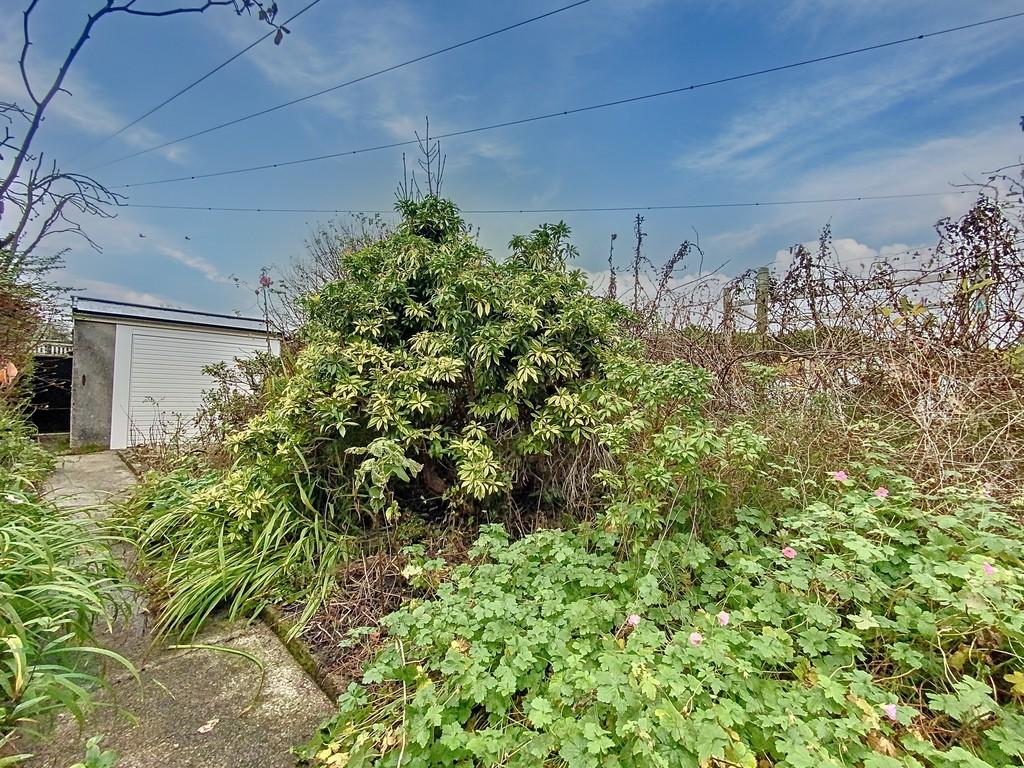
[1,0,283,278]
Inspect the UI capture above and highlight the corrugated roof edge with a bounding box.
[72,296,280,335]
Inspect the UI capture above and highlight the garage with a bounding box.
[71,297,280,449]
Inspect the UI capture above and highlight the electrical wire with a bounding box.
[72,0,327,163]
[88,0,594,170]
[120,189,972,215]
[110,11,1024,190]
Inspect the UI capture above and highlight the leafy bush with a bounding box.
[124,197,642,635]
[231,197,627,521]
[301,468,1024,768]
[0,404,129,756]
[195,350,280,453]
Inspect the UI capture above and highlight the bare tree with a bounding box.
[256,213,392,331]
[0,0,288,278]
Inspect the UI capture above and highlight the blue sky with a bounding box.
[3,0,1022,315]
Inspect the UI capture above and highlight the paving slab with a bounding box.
[19,453,334,768]
[40,452,137,511]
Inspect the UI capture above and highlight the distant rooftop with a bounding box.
[72,296,274,334]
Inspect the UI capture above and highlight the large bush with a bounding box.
[126,198,647,635]
[231,197,629,520]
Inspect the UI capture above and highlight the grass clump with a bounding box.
[0,402,128,758]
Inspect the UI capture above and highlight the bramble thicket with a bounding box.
[112,197,1024,768]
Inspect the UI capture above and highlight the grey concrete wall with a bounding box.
[70,319,115,448]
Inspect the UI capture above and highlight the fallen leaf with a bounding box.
[1006,671,1024,696]
[867,731,899,756]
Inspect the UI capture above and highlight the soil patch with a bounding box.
[277,531,470,697]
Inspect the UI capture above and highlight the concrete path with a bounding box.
[24,453,333,768]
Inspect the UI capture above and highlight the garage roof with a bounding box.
[73,296,275,334]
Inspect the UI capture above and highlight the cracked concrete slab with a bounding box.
[20,453,334,768]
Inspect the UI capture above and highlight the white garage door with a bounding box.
[118,326,274,447]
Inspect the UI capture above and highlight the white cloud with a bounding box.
[694,122,1021,277]
[211,2,535,175]
[772,237,935,276]
[43,212,232,287]
[155,244,231,284]
[676,17,1019,179]
[62,276,193,309]
[218,1,426,125]
[789,126,1023,240]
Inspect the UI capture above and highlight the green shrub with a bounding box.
[230,197,628,521]
[124,198,643,636]
[0,404,129,756]
[301,469,1024,768]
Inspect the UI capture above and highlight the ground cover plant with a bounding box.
[300,433,1024,768]
[0,402,129,761]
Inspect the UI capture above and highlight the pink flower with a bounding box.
[882,704,898,722]
[781,546,797,560]
[626,614,641,627]
[831,471,849,482]
[688,631,703,647]
[717,611,730,627]
[259,274,273,288]
[874,486,890,499]
[983,562,996,576]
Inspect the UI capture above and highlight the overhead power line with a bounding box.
[110,11,1024,190]
[88,0,595,171]
[72,0,327,164]
[120,189,972,215]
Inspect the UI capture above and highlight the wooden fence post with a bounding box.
[755,266,770,338]
[722,284,735,338]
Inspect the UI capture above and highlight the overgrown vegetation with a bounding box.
[119,191,1024,767]
[122,197,643,636]
[300,422,1024,768]
[0,402,128,760]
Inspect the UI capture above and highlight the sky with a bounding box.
[2,0,1022,316]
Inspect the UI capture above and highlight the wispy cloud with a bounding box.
[47,213,232,287]
[676,17,1018,179]
[213,2,531,173]
[685,120,1021,274]
[0,24,189,164]
[62,275,194,309]
[155,244,231,284]
[217,0,426,125]
[773,236,934,275]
